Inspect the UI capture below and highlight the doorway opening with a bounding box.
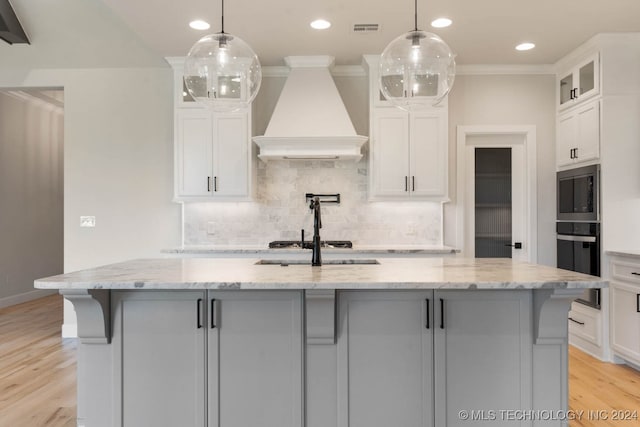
[0,88,64,308]
[456,125,537,262]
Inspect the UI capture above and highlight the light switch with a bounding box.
[80,216,96,227]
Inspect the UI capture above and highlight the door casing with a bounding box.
[455,125,537,262]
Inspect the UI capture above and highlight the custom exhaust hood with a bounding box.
[253,56,368,161]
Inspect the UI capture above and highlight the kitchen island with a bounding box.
[36,257,605,427]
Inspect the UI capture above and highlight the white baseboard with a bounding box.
[0,289,58,309]
[61,323,78,338]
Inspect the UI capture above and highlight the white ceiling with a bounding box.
[101,0,640,66]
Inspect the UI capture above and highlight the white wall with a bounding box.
[0,91,63,306]
[0,0,182,274]
[446,74,557,266]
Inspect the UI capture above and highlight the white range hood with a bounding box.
[253,56,368,161]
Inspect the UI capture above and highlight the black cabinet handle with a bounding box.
[196,298,203,329]
[631,272,640,276]
[207,176,211,192]
[404,176,408,192]
[570,88,578,99]
[214,176,218,192]
[569,317,585,326]
[637,294,640,313]
[439,298,444,329]
[425,298,430,329]
[412,176,415,192]
[211,298,217,328]
[574,148,578,159]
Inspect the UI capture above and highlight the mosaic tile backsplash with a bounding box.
[183,160,443,247]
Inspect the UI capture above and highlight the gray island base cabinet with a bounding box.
[37,258,605,427]
[111,291,303,427]
[336,290,532,427]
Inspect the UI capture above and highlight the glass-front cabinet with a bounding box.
[558,53,599,110]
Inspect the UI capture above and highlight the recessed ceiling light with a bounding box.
[431,18,452,28]
[310,19,331,30]
[516,42,535,51]
[189,20,210,30]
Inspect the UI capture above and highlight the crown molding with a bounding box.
[167,56,555,78]
[456,64,555,75]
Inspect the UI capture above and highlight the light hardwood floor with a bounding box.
[0,295,76,427]
[1,295,639,426]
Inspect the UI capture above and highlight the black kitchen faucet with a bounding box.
[305,193,340,267]
[309,196,322,266]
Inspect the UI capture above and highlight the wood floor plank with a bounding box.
[0,295,76,427]
[1,295,639,426]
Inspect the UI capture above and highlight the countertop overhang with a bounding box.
[161,245,459,255]
[35,257,606,291]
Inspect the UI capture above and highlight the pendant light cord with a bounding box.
[221,0,225,34]
[414,0,418,31]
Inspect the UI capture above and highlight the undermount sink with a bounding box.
[255,259,380,266]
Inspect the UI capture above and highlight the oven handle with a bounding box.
[557,234,597,243]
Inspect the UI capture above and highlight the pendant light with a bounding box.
[379,0,455,109]
[184,0,262,112]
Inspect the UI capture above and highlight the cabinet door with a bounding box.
[558,71,574,108]
[576,53,599,102]
[610,281,640,363]
[557,53,599,110]
[370,109,410,198]
[409,110,447,198]
[113,291,206,427]
[337,291,434,427]
[212,112,250,197]
[176,110,213,196]
[575,101,600,164]
[434,290,532,427]
[208,291,303,427]
[557,111,577,168]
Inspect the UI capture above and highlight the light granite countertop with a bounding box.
[35,257,606,290]
[162,245,458,255]
[606,250,640,260]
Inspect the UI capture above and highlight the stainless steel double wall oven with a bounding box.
[556,164,601,308]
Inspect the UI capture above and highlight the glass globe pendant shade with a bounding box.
[379,30,455,110]
[184,33,262,112]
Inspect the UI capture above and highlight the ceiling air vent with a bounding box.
[352,23,379,34]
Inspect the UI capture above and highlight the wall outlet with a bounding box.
[80,216,96,227]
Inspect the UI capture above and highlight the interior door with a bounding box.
[463,135,529,261]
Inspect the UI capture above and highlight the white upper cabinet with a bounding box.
[556,100,600,168]
[175,109,252,201]
[364,55,449,201]
[370,108,448,200]
[558,52,600,111]
[169,58,255,202]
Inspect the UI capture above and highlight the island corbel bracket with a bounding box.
[533,287,584,345]
[305,289,336,345]
[60,289,111,344]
